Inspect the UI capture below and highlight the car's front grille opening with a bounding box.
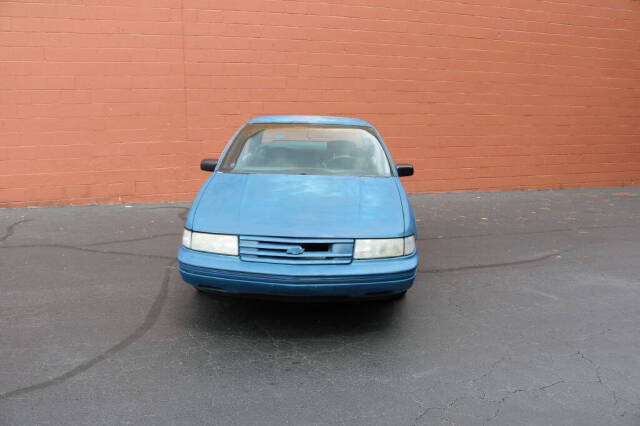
[239,236,354,265]
[300,243,330,252]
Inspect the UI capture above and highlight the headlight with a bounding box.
[182,229,238,256]
[354,235,415,259]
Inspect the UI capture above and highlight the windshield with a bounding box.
[218,124,392,177]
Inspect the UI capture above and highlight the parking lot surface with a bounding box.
[1,188,639,425]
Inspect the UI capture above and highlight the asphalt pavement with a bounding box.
[1,188,639,425]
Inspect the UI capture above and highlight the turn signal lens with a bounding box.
[182,229,192,249]
[403,235,416,255]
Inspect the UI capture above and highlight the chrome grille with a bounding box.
[239,236,353,265]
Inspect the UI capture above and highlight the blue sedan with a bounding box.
[178,115,418,300]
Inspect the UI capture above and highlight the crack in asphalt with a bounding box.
[576,351,603,384]
[416,222,640,242]
[574,350,629,410]
[0,219,31,243]
[412,380,566,425]
[0,260,176,401]
[485,380,566,424]
[82,232,181,247]
[472,355,510,386]
[144,205,189,221]
[539,380,565,391]
[418,248,573,274]
[0,243,175,260]
[410,354,568,425]
[412,397,459,425]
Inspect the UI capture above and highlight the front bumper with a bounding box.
[177,246,417,299]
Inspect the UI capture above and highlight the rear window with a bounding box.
[218,124,392,177]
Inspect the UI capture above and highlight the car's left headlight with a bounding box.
[182,229,238,256]
[354,235,415,259]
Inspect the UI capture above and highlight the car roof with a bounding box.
[246,115,375,129]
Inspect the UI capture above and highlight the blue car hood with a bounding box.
[191,173,405,238]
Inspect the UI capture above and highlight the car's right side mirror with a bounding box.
[200,158,218,172]
[396,164,414,177]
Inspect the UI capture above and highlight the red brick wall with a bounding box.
[1,0,639,207]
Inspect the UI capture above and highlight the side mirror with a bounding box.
[396,164,414,177]
[200,158,218,172]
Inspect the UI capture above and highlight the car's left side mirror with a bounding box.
[396,164,414,177]
[200,158,218,172]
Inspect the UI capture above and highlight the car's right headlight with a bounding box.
[354,235,415,259]
[182,229,238,256]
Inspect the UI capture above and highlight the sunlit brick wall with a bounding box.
[1,0,639,206]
